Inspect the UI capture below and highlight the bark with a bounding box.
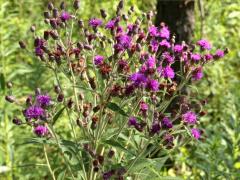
[155,0,195,43]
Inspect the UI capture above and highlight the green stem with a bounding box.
[47,125,76,180]
[43,144,56,180]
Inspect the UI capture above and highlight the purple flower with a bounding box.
[191,128,201,139]
[159,39,171,49]
[89,18,102,28]
[116,26,123,33]
[127,24,134,32]
[174,44,183,53]
[150,122,160,135]
[117,34,132,48]
[191,53,201,61]
[128,117,137,126]
[197,39,211,50]
[60,12,71,21]
[162,117,173,129]
[192,67,203,80]
[159,26,170,39]
[94,55,104,65]
[34,125,48,137]
[35,47,44,56]
[145,56,156,69]
[34,38,45,48]
[182,111,197,124]
[148,25,158,37]
[162,52,174,64]
[140,101,148,112]
[36,94,51,106]
[162,66,175,79]
[214,49,224,59]
[146,79,159,92]
[25,106,45,119]
[129,72,147,86]
[105,19,115,30]
[150,39,159,52]
[204,54,213,61]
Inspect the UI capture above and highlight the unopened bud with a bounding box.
[224,48,229,54]
[100,9,107,19]
[50,19,58,29]
[73,0,80,9]
[30,25,36,32]
[5,95,15,103]
[57,93,64,102]
[6,82,13,89]
[108,150,115,158]
[44,11,50,19]
[84,45,92,51]
[54,85,61,94]
[48,2,54,11]
[44,31,50,40]
[118,0,124,10]
[19,41,26,49]
[67,98,74,109]
[78,20,84,28]
[122,14,128,21]
[60,2,65,10]
[50,30,59,40]
[12,118,22,125]
[53,8,58,18]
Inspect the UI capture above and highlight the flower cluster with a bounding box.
[10,0,228,179]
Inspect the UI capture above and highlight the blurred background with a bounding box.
[0,0,239,179]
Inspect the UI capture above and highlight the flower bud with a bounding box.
[88,78,96,90]
[50,19,58,29]
[54,85,61,94]
[48,2,54,11]
[6,82,13,89]
[117,0,124,10]
[60,2,65,10]
[19,41,26,49]
[78,20,84,28]
[122,14,128,21]
[108,150,115,158]
[53,8,58,18]
[57,93,64,102]
[12,118,22,125]
[44,31,50,40]
[67,98,74,109]
[97,155,104,165]
[100,9,107,19]
[50,30,59,40]
[44,11,50,19]
[30,25,36,32]
[5,95,15,103]
[84,45,92,51]
[73,0,80,10]
[92,159,98,167]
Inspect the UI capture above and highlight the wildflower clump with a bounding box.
[7,0,227,179]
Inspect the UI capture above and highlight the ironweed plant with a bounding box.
[6,0,227,179]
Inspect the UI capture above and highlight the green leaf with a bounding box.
[57,170,66,180]
[106,102,128,116]
[128,157,168,173]
[52,107,65,125]
[103,139,134,155]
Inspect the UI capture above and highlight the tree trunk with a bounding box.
[155,0,195,43]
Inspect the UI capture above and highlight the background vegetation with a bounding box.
[0,0,239,179]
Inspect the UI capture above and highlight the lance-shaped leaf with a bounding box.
[106,102,128,116]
